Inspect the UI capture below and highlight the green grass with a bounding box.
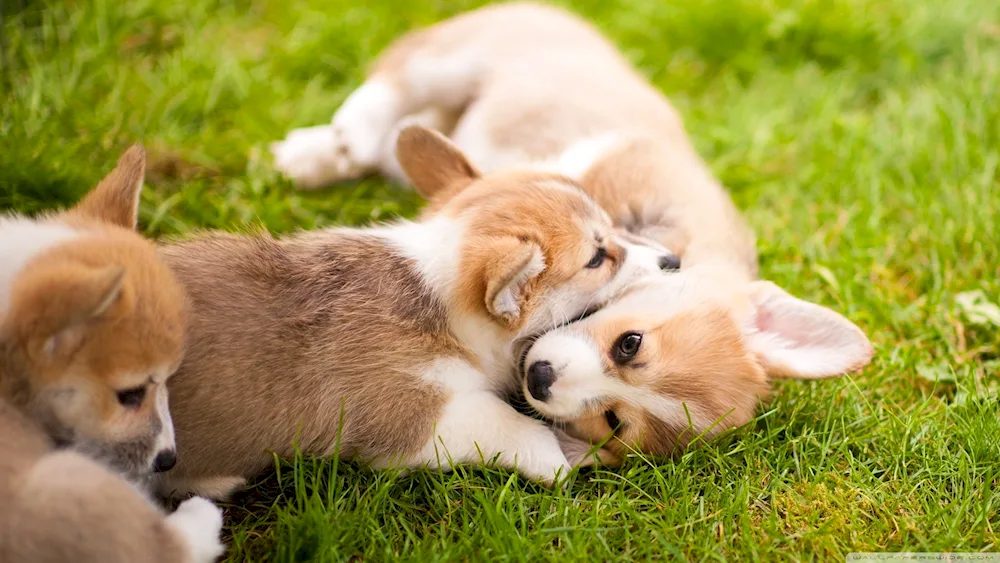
[3,0,1000,560]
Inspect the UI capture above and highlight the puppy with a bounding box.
[156,126,672,499]
[520,263,873,461]
[0,147,224,562]
[270,3,748,273]
[1,146,185,475]
[270,3,874,460]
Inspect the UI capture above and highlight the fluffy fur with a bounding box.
[0,147,224,562]
[270,2,874,461]
[158,126,670,499]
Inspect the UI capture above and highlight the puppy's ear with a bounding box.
[10,264,126,361]
[70,144,146,230]
[742,281,874,379]
[474,236,546,327]
[395,125,479,200]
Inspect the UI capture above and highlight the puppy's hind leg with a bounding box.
[272,29,483,189]
[378,107,461,185]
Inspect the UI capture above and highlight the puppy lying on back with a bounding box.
[157,126,674,500]
[271,3,874,460]
[0,147,224,562]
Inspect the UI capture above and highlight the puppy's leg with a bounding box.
[272,32,482,188]
[9,450,225,563]
[386,391,572,485]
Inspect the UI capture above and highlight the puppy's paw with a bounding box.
[270,125,368,189]
[514,441,574,488]
[553,427,619,468]
[166,497,226,563]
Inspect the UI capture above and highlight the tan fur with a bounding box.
[568,308,768,457]
[0,400,192,563]
[159,127,632,497]
[271,4,872,464]
[580,137,758,275]
[396,125,480,199]
[0,145,187,474]
[158,230,456,487]
[0,147,222,562]
[519,261,873,464]
[441,172,626,331]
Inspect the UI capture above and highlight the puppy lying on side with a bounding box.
[271,3,874,461]
[156,126,673,500]
[0,147,224,563]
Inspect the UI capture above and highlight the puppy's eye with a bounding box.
[605,410,623,434]
[116,386,146,409]
[612,332,642,363]
[585,247,607,269]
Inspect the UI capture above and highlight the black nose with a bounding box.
[526,361,555,402]
[658,254,681,271]
[152,450,177,473]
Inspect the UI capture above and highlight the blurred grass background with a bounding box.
[2,0,999,560]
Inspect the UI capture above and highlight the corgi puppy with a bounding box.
[519,263,873,461]
[0,147,224,562]
[270,3,874,460]
[156,126,673,499]
[1,146,186,476]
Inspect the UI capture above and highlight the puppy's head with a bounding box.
[0,146,187,477]
[518,263,874,460]
[397,126,681,338]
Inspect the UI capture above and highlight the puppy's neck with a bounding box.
[373,216,515,390]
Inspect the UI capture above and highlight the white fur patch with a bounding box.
[390,391,571,484]
[371,216,465,297]
[522,331,608,419]
[0,216,77,320]
[271,80,404,189]
[554,133,622,180]
[270,124,353,189]
[165,497,226,563]
[405,50,482,111]
[151,384,176,461]
[419,356,490,394]
[332,80,402,166]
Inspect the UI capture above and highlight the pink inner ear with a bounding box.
[747,284,875,379]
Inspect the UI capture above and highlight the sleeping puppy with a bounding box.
[270,2,874,461]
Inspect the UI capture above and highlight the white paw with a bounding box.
[166,497,226,563]
[270,125,368,189]
[514,436,574,487]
